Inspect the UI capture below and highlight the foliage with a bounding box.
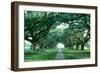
[24,11,90,53]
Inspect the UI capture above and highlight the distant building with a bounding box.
[56,43,64,48]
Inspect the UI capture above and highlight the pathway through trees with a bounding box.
[55,48,64,60]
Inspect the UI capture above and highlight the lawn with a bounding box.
[62,48,90,59]
[24,48,90,62]
[24,48,58,62]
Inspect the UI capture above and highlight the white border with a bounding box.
[19,5,96,68]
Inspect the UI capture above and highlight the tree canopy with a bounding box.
[24,10,90,52]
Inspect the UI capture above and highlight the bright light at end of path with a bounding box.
[56,43,64,48]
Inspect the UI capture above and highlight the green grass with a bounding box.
[62,48,90,59]
[24,48,90,62]
[24,48,58,62]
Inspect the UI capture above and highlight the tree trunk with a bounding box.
[76,44,79,50]
[32,43,36,53]
[81,43,85,50]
